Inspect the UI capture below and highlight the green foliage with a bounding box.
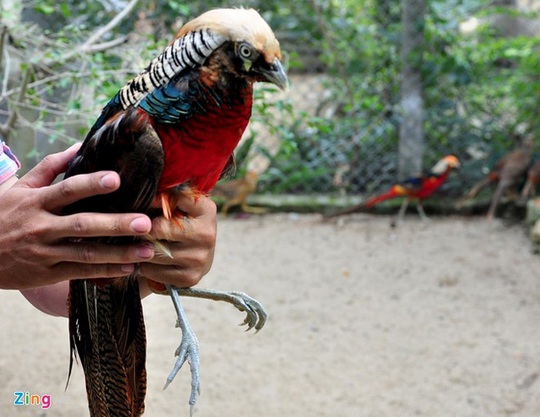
[3,0,539,194]
[419,4,540,188]
[256,0,540,194]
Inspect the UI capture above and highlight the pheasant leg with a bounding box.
[416,202,429,221]
[163,284,200,416]
[163,285,268,414]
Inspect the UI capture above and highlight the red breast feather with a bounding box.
[152,86,252,194]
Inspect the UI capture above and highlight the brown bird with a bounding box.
[521,158,540,199]
[212,170,266,215]
[458,136,534,220]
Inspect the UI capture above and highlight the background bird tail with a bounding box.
[324,188,400,218]
[363,189,400,208]
[69,277,146,417]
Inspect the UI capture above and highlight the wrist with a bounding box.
[0,175,17,196]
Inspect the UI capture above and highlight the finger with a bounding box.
[140,243,214,287]
[139,263,204,288]
[52,241,155,264]
[18,143,81,189]
[176,193,217,218]
[49,212,153,239]
[144,242,215,269]
[150,215,192,241]
[41,170,122,212]
[54,262,139,281]
[151,200,217,242]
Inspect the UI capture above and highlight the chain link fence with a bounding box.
[243,0,540,203]
[2,1,539,206]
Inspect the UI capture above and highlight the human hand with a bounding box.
[138,194,217,297]
[21,194,218,316]
[0,144,155,290]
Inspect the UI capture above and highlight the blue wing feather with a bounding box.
[401,176,423,187]
[88,67,204,135]
[138,77,193,123]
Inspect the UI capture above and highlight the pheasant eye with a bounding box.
[238,43,253,60]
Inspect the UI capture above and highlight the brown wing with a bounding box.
[65,108,163,417]
[64,107,164,215]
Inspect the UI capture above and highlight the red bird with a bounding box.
[64,9,287,417]
[326,155,460,223]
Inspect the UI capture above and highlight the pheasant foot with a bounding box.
[163,285,200,416]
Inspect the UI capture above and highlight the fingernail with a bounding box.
[130,217,150,233]
[100,173,118,189]
[136,245,154,259]
[121,264,135,273]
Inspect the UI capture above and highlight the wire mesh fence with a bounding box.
[1,1,539,205]
[242,0,540,202]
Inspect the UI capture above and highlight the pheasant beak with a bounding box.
[257,58,288,91]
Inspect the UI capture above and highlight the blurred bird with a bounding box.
[326,155,460,224]
[521,158,540,199]
[458,136,534,220]
[64,9,286,417]
[212,170,266,215]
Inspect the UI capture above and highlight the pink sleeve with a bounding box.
[0,141,21,183]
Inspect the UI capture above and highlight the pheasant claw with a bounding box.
[175,287,268,332]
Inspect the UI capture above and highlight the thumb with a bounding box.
[18,143,81,189]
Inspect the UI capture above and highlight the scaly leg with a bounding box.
[416,202,429,221]
[394,198,409,226]
[163,284,200,416]
[163,285,268,414]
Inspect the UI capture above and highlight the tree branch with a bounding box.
[0,25,10,96]
[310,0,355,109]
[83,0,138,48]
[0,65,31,144]
[29,0,139,70]
[83,36,128,54]
[0,25,7,70]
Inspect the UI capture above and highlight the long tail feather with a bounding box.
[362,188,401,208]
[69,277,146,417]
[324,188,401,218]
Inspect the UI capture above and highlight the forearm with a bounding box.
[20,283,70,317]
[21,279,154,318]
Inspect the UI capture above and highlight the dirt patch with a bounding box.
[1,214,539,416]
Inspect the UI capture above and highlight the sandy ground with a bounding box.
[1,213,540,417]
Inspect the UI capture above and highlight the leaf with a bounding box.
[59,4,71,19]
[34,4,55,15]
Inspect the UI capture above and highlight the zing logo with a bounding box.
[13,391,51,409]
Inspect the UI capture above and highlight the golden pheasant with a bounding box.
[64,9,287,417]
[326,155,460,223]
